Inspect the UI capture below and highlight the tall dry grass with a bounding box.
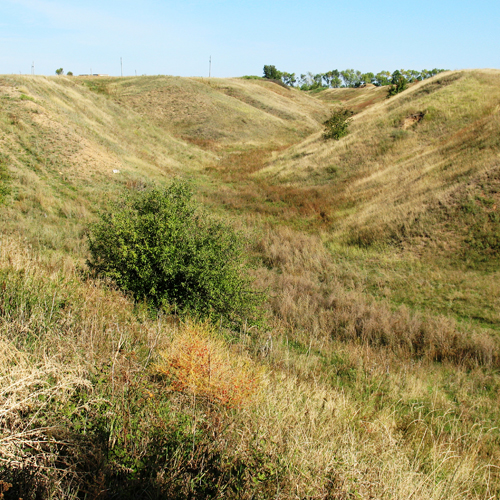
[253,225,498,368]
[1,234,499,498]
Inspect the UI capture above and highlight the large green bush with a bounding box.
[87,181,263,324]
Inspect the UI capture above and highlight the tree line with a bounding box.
[262,65,448,90]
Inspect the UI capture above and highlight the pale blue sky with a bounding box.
[1,0,498,77]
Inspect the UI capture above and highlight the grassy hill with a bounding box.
[257,70,500,246]
[226,70,500,331]
[102,75,327,147]
[0,74,327,254]
[0,71,499,499]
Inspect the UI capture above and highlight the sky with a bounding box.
[1,0,499,78]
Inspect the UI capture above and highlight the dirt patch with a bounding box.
[402,112,426,129]
[30,110,123,178]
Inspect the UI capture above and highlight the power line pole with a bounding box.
[31,61,34,75]
[120,57,123,77]
[209,56,211,78]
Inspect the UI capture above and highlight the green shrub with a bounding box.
[387,71,408,97]
[322,108,354,140]
[87,181,263,324]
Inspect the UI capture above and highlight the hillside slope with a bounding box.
[96,76,328,147]
[0,74,327,255]
[258,70,500,256]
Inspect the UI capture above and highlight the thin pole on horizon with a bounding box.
[121,57,123,77]
[209,56,211,79]
[31,62,34,75]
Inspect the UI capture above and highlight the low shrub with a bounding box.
[322,108,354,140]
[87,180,264,325]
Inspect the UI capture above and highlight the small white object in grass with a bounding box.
[113,169,120,174]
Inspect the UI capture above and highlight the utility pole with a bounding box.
[31,61,34,75]
[120,57,123,77]
[135,69,137,77]
[209,56,211,78]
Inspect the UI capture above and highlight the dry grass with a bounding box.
[1,70,500,498]
[254,224,499,368]
[0,340,90,468]
[257,70,500,248]
[154,322,263,408]
[231,364,498,499]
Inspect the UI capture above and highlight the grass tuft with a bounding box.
[154,322,263,408]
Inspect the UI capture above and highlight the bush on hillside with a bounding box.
[87,181,263,325]
[387,71,408,97]
[322,108,354,140]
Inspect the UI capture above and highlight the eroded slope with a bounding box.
[258,70,500,257]
[84,76,328,148]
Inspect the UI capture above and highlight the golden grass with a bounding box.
[0,340,90,466]
[154,322,262,408]
[232,366,497,499]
